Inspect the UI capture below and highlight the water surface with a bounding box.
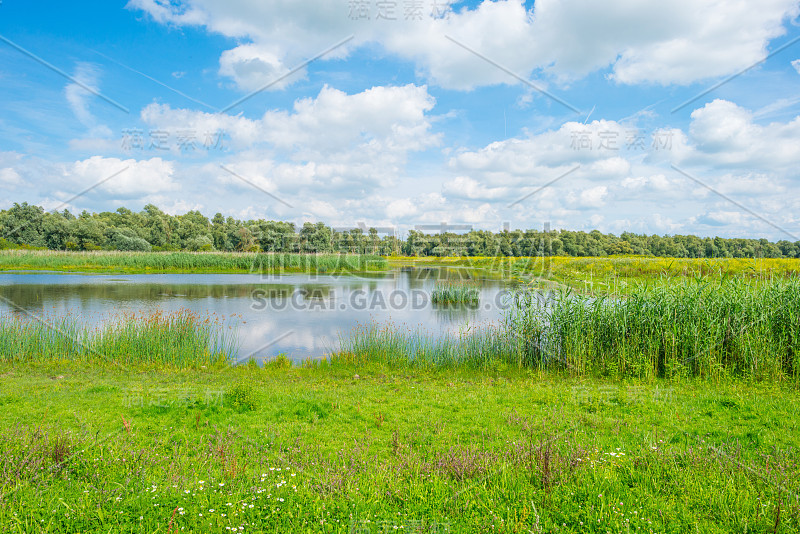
[0,268,515,362]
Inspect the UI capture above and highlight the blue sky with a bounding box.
[2,0,800,239]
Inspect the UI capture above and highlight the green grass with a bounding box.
[430,282,480,304]
[507,278,800,381]
[342,278,800,382]
[0,250,387,274]
[0,311,235,367]
[3,261,800,531]
[391,255,800,292]
[338,323,517,369]
[0,361,797,533]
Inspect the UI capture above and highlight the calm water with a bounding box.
[0,268,516,362]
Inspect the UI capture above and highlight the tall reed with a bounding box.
[339,278,800,381]
[510,278,800,380]
[0,310,236,367]
[430,282,480,304]
[336,323,530,370]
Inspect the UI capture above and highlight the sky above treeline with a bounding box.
[2,0,800,240]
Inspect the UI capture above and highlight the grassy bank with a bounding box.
[0,311,235,367]
[0,250,387,274]
[0,361,798,533]
[392,255,800,292]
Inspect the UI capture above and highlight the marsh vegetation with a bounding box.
[1,255,800,532]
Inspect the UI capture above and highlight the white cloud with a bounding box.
[435,98,800,237]
[461,202,495,224]
[386,198,417,219]
[0,168,21,186]
[68,156,177,197]
[570,185,608,209]
[621,174,673,192]
[128,0,800,89]
[218,44,301,91]
[144,84,440,194]
[65,63,100,128]
[304,200,339,220]
[441,176,509,200]
[529,0,800,84]
[160,199,204,215]
[792,59,800,74]
[125,0,206,25]
[683,99,800,169]
[65,63,113,139]
[587,157,630,179]
[697,210,750,227]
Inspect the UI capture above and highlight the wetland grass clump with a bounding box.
[0,310,235,367]
[430,282,480,304]
[337,323,536,370]
[341,278,800,381]
[508,278,800,380]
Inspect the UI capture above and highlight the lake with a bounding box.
[0,267,516,362]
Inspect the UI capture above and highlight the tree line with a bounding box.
[1,202,798,259]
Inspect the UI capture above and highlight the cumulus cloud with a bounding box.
[68,156,177,198]
[682,99,800,169]
[143,84,440,194]
[386,198,418,219]
[0,168,21,186]
[571,185,608,209]
[127,0,800,90]
[434,98,800,236]
[442,176,510,200]
[218,44,301,91]
[621,174,673,192]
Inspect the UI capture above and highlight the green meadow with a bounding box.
[0,361,798,533]
[1,254,799,532]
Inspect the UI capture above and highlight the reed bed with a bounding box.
[512,278,800,380]
[336,323,529,370]
[0,250,387,274]
[0,310,236,367]
[430,282,480,304]
[340,278,800,381]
